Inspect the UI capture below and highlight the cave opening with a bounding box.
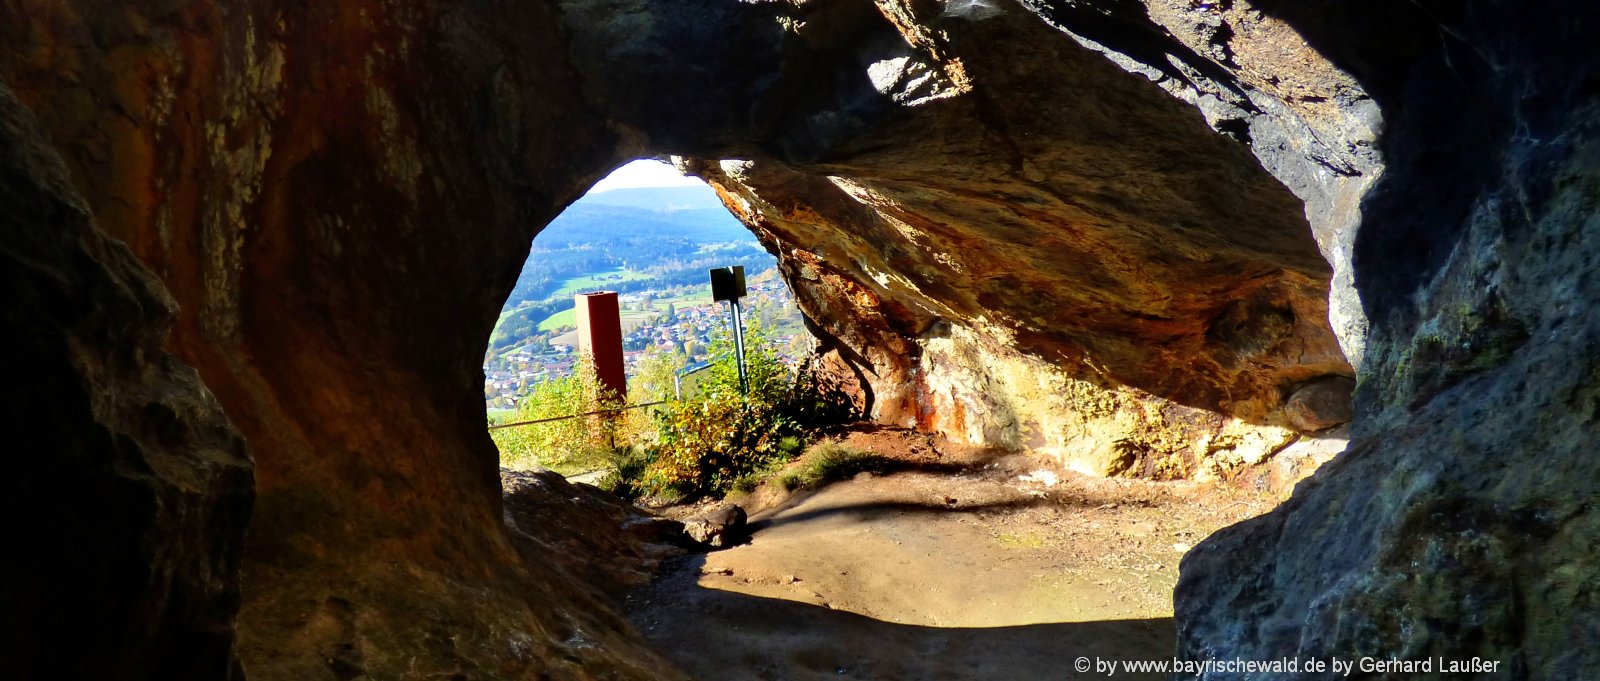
[484,158,813,478]
[482,147,1359,680]
[480,0,1371,655]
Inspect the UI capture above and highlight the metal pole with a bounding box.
[730,299,749,395]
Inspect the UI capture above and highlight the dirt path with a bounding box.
[626,427,1278,681]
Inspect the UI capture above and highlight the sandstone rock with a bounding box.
[639,0,1354,476]
[1282,376,1356,432]
[1178,2,1600,678]
[1,2,680,678]
[501,469,688,599]
[683,504,749,549]
[0,82,253,681]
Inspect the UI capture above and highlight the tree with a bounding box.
[629,348,688,403]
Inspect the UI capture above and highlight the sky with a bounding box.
[587,159,705,192]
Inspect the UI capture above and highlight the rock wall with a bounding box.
[1177,2,1600,676]
[1,1,679,679]
[0,81,252,680]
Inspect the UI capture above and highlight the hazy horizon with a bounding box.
[587,159,703,193]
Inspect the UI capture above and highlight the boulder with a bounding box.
[683,505,749,549]
[1283,377,1356,433]
[1,1,683,678]
[599,0,1355,476]
[501,469,688,599]
[1177,2,1600,677]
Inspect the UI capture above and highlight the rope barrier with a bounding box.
[486,400,669,431]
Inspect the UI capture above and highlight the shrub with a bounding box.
[628,346,688,403]
[491,358,640,475]
[597,444,656,500]
[497,320,860,499]
[632,319,859,498]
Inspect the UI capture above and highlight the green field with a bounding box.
[538,308,577,332]
[539,284,716,333]
[540,308,659,333]
[530,269,655,332]
[654,287,715,309]
[496,303,535,328]
[550,267,649,299]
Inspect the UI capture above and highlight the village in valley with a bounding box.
[482,274,803,411]
[478,166,814,414]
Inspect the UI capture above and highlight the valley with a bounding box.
[483,181,807,411]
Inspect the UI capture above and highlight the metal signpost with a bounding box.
[709,265,749,395]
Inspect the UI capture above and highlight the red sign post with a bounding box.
[575,292,627,402]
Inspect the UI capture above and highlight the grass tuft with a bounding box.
[777,443,886,492]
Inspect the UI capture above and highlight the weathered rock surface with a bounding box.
[683,504,749,549]
[501,469,688,599]
[1282,377,1356,433]
[2,1,679,679]
[1178,2,1600,677]
[563,0,1357,477]
[0,82,253,680]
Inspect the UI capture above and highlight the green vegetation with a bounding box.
[488,184,831,485]
[600,321,860,500]
[488,184,777,353]
[774,443,885,491]
[495,264,763,345]
[505,186,756,307]
[538,308,577,333]
[489,324,858,498]
[538,305,657,333]
[491,359,644,476]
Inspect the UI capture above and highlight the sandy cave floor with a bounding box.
[624,426,1281,681]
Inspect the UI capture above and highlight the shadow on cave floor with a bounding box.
[627,443,1278,680]
[745,496,1058,535]
[630,563,1172,681]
